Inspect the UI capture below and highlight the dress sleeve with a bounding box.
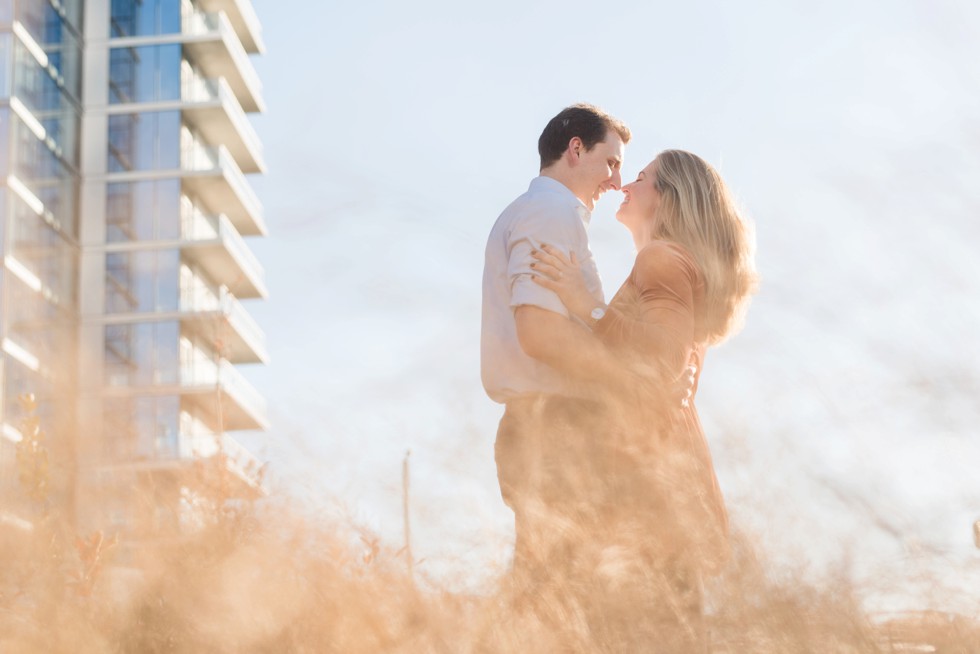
[507,205,595,317]
[594,241,699,377]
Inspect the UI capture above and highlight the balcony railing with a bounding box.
[180,356,266,419]
[181,138,264,234]
[182,138,260,210]
[198,0,265,53]
[180,286,265,346]
[181,70,264,172]
[181,199,221,239]
[222,291,263,345]
[178,431,264,487]
[180,201,265,289]
[180,277,265,356]
[109,429,263,491]
[182,10,263,112]
[182,204,263,276]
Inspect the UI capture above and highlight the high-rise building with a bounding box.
[0,0,267,535]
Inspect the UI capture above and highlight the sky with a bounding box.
[238,0,980,610]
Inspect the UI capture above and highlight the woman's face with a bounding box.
[616,159,663,232]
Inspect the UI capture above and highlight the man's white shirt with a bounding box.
[481,176,604,403]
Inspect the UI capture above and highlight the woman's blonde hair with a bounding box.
[652,150,758,344]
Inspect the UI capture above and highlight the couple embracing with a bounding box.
[480,104,757,650]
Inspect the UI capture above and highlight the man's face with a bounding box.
[575,132,625,210]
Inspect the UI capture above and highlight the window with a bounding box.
[10,112,80,235]
[109,45,181,104]
[104,321,180,387]
[0,35,12,99]
[107,180,181,242]
[9,190,78,303]
[103,395,180,460]
[108,111,181,172]
[110,0,182,39]
[105,250,180,314]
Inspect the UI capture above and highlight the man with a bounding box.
[481,103,632,571]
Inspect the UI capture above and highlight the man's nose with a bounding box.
[609,169,622,190]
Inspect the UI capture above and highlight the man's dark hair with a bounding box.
[537,103,631,170]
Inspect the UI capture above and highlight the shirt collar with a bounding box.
[528,176,592,225]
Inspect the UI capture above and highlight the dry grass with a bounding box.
[2,497,978,653]
[1,397,977,653]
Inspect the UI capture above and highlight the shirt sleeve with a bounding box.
[506,204,589,318]
[594,241,699,376]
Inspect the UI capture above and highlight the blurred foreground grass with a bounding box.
[3,502,978,653]
[1,398,977,653]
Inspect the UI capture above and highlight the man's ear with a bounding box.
[564,136,584,166]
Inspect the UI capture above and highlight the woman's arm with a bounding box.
[529,245,605,325]
[594,242,699,378]
[531,241,700,398]
[532,241,699,375]
[515,305,682,416]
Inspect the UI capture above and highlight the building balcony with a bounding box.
[180,203,267,300]
[182,10,264,113]
[100,229,265,363]
[179,284,268,365]
[103,359,267,432]
[181,72,264,174]
[196,434,265,494]
[104,140,265,236]
[181,140,265,236]
[111,72,265,173]
[179,357,268,431]
[101,431,265,497]
[198,0,265,54]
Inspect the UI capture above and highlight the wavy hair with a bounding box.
[538,104,632,169]
[652,150,758,344]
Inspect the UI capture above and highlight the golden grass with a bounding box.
[3,482,979,652]
[1,396,977,653]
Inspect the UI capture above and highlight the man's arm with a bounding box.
[516,305,695,407]
[515,305,633,393]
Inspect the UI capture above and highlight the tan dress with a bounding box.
[593,239,729,572]
[498,241,729,652]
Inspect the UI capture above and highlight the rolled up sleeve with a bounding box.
[506,206,585,318]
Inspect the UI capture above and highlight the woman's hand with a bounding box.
[530,244,601,323]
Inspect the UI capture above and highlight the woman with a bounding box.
[530,149,757,648]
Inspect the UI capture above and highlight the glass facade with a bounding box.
[105,249,179,313]
[0,0,83,507]
[0,107,8,179]
[0,35,11,98]
[103,395,179,461]
[9,183,78,296]
[106,179,181,242]
[3,0,266,529]
[109,44,181,104]
[109,0,181,39]
[10,112,79,234]
[6,261,74,372]
[2,347,56,435]
[15,0,83,104]
[104,321,179,387]
[108,110,181,172]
